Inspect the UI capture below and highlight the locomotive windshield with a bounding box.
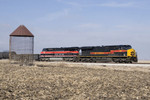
[120,45,132,50]
[42,48,48,51]
[42,48,57,51]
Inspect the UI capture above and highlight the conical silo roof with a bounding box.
[10,25,34,37]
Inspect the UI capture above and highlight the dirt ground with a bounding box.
[0,60,150,100]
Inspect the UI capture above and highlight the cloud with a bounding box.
[79,23,101,29]
[36,9,69,22]
[0,24,11,28]
[66,2,81,6]
[115,24,150,32]
[56,0,63,2]
[100,2,135,7]
[0,24,11,51]
[65,1,136,8]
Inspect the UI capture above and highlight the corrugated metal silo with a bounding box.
[9,25,34,65]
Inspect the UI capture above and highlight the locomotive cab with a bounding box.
[127,48,138,62]
[120,45,138,62]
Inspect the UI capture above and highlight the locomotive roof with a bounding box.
[42,45,132,51]
[43,47,79,51]
[10,25,34,37]
[43,47,79,49]
[80,45,131,49]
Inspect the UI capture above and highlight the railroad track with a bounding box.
[60,62,150,67]
[37,60,150,66]
[135,63,150,64]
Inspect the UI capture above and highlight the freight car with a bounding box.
[0,51,40,61]
[40,45,138,63]
[0,52,9,59]
[33,54,40,61]
[0,52,2,59]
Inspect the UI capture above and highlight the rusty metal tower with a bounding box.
[9,25,34,65]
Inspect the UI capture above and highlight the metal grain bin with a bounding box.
[9,25,34,65]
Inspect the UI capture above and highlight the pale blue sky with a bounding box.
[0,0,150,60]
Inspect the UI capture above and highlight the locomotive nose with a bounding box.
[127,49,136,57]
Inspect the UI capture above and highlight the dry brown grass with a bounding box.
[0,60,150,100]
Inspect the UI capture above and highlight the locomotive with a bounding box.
[40,47,79,61]
[40,45,138,63]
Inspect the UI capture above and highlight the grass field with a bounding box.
[0,60,150,100]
